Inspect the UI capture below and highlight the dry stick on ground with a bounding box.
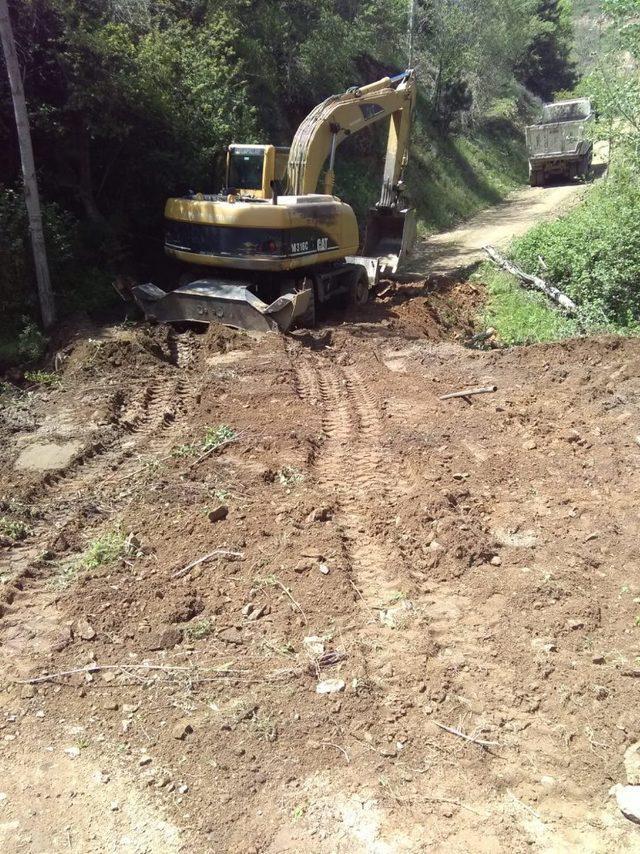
[173,549,244,579]
[188,436,239,470]
[348,578,377,621]
[15,663,248,685]
[379,777,484,818]
[483,244,578,315]
[320,741,350,764]
[439,385,498,401]
[272,578,307,623]
[433,720,500,748]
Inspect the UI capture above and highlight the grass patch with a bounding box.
[24,370,61,387]
[55,528,130,587]
[184,619,214,641]
[0,517,29,541]
[480,265,579,345]
[173,424,236,458]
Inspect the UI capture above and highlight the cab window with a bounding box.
[228,150,264,191]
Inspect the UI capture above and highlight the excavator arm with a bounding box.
[287,70,416,203]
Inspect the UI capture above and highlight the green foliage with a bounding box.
[517,0,578,100]
[81,529,128,570]
[416,0,539,123]
[202,425,237,452]
[55,527,129,586]
[512,169,640,326]
[583,0,640,158]
[0,517,29,541]
[185,619,214,641]
[23,370,61,386]
[481,266,579,344]
[277,466,305,486]
[17,320,48,362]
[173,424,236,458]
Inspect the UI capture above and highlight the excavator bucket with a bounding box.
[362,207,417,274]
[131,280,312,334]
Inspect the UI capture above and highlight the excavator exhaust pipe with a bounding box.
[131,280,312,334]
[363,207,417,275]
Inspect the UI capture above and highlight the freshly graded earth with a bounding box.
[2,279,640,852]
[2,168,638,854]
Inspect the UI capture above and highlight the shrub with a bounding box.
[511,166,640,328]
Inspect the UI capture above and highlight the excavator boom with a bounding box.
[287,71,415,199]
[287,69,416,273]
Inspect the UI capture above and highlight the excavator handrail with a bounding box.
[286,69,416,203]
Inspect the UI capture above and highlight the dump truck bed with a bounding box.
[526,119,589,160]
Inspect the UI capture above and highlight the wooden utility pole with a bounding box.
[0,0,55,329]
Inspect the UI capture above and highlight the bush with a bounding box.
[481,266,578,345]
[511,167,640,328]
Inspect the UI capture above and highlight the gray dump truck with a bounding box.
[526,98,594,186]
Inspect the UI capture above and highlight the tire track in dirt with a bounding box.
[291,357,321,407]
[0,334,204,676]
[292,352,417,678]
[30,332,199,504]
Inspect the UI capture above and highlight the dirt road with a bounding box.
[416,141,609,275]
[2,156,639,852]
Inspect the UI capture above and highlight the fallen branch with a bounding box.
[320,741,350,764]
[173,549,244,579]
[15,662,247,685]
[188,436,239,470]
[483,244,577,315]
[440,385,497,401]
[433,720,500,748]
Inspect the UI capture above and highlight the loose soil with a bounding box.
[2,176,639,853]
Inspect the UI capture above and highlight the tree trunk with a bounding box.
[74,116,107,227]
[483,244,578,315]
[0,0,55,329]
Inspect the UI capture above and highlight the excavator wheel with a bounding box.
[348,269,370,307]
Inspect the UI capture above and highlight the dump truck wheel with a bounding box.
[348,270,369,306]
[529,170,542,187]
[578,153,591,179]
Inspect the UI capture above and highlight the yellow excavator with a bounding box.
[132,69,416,333]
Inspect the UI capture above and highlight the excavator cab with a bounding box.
[225,144,290,198]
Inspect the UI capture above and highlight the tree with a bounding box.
[0,0,55,328]
[416,0,537,123]
[517,0,578,100]
[586,0,640,162]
